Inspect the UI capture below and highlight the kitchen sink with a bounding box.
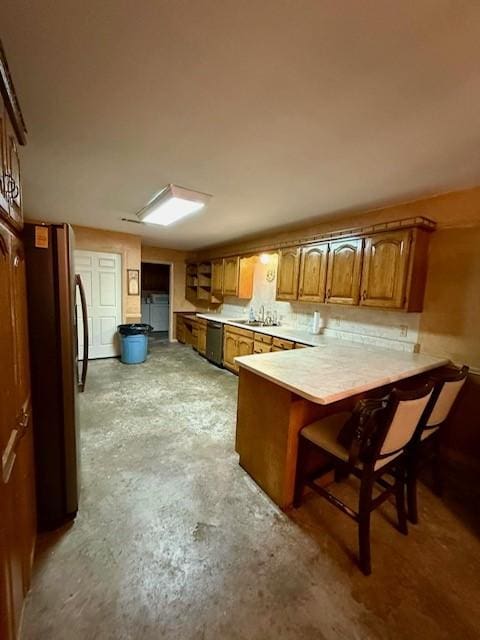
[233,319,280,327]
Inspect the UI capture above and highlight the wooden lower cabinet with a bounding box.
[175,315,185,343]
[223,326,254,373]
[272,337,294,351]
[237,335,254,359]
[223,329,238,371]
[254,341,272,354]
[197,319,207,356]
[175,313,198,347]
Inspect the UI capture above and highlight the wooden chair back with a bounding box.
[363,383,434,465]
[425,365,469,428]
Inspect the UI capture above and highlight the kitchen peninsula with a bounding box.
[235,343,448,509]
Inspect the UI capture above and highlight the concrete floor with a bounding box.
[22,341,480,640]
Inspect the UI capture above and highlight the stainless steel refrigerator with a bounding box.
[24,223,89,530]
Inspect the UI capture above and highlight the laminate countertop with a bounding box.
[234,342,449,405]
[196,313,331,346]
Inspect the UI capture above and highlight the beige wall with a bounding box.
[73,225,142,322]
[419,226,480,372]
[196,186,480,259]
[141,245,196,313]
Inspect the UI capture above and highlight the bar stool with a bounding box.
[294,383,434,575]
[407,365,469,524]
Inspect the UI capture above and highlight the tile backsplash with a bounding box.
[221,254,421,352]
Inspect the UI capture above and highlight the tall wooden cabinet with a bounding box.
[0,40,35,640]
[211,259,224,296]
[325,238,363,305]
[360,231,410,309]
[298,243,328,302]
[276,247,301,301]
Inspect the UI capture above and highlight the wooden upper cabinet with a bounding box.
[298,243,329,302]
[276,247,301,301]
[5,117,22,229]
[360,231,411,309]
[326,238,363,305]
[211,259,224,296]
[222,256,254,299]
[223,257,240,296]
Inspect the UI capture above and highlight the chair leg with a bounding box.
[358,475,374,576]
[432,436,443,497]
[293,437,307,508]
[395,470,408,535]
[406,451,419,524]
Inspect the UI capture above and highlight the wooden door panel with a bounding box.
[298,243,328,302]
[0,225,15,484]
[276,248,300,301]
[197,328,207,355]
[211,259,224,296]
[360,231,411,309]
[326,238,363,305]
[223,331,238,371]
[253,341,272,354]
[223,257,239,296]
[237,337,253,358]
[0,223,34,640]
[75,250,121,358]
[236,337,253,372]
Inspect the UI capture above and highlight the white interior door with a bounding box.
[75,250,122,359]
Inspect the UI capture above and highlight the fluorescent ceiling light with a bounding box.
[136,184,211,226]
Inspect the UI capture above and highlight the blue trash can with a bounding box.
[118,324,152,364]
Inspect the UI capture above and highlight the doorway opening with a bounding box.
[141,262,172,341]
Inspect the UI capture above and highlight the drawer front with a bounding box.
[294,343,310,349]
[196,318,207,328]
[253,341,272,354]
[225,325,254,339]
[272,337,294,350]
[253,332,273,345]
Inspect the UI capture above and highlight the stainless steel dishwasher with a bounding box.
[206,321,223,366]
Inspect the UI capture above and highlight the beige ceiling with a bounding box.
[2,1,480,250]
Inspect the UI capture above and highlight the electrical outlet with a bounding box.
[400,325,408,337]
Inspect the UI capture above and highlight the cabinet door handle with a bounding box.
[11,183,19,200]
[17,409,30,439]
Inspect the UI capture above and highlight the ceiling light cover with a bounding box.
[137,184,211,226]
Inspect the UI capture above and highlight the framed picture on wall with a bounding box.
[127,269,140,295]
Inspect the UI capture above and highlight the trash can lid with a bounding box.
[117,323,153,336]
